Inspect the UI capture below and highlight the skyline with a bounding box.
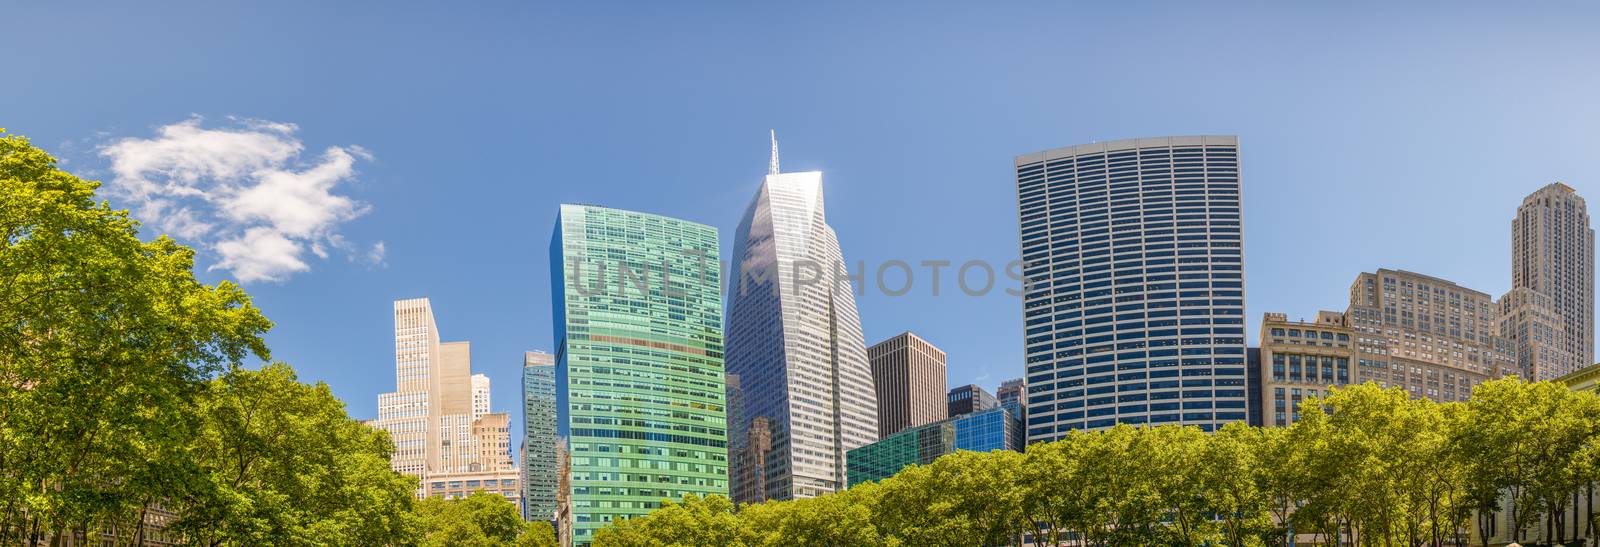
[6,2,1600,462]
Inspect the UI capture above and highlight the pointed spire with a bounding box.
[769,129,780,175]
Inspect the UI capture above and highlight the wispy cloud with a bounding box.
[100,116,376,283]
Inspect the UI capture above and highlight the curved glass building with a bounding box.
[1014,136,1248,443]
[549,204,728,545]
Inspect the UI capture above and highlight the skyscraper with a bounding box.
[521,351,558,523]
[869,331,948,438]
[373,298,519,505]
[1015,136,1248,442]
[550,204,728,545]
[725,134,878,503]
[1505,183,1594,380]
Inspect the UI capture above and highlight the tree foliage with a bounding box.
[595,380,1600,547]
[0,131,424,546]
[415,491,554,547]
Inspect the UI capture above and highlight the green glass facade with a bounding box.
[845,407,1023,487]
[550,204,728,545]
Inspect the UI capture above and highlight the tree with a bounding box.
[415,492,530,547]
[174,363,418,546]
[1202,423,1275,547]
[0,130,272,544]
[741,481,885,546]
[1458,378,1600,546]
[592,494,748,547]
[517,520,558,547]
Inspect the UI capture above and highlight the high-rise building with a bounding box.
[521,351,558,523]
[373,298,519,506]
[550,204,728,545]
[724,136,877,503]
[869,332,948,438]
[1505,183,1594,380]
[946,384,998,418]
[1015,136,1248,442]
[1346,269,1514,400]
[845,406,1024,487]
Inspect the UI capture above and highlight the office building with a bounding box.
[522,351,559,523]
[424,468,522,505]
[1015,136,1248,442]
[996,378,1026,424]
[947,384,998,418]
[869,332,948,438]
[1347,270,1514,401]
[550,204,728,544]
[1505,183,1594,381]
[845,406,1024,486]
[1258,312,1356,427]
[725,136,878,503]
[372,298,519,505]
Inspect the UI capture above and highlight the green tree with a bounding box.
[517,520,557,547]
[741,481,885,546]
[174,363,417,546]
[1202,423,1274,547]
[592,494,749,547]
[1458,378,1600,546]
[415,492,529,547]
[0,130,272,544]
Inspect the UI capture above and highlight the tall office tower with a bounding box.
[724,136,878,503]
[1506,183,1594,380]
[947,384,998,418]
[1015,136,1248,442]
[869,332,948,438]
[375,298,439,479]
[522,351,558,523]
[1344,270,1515,400]
[550,204,728,545]
[374,298,520,505]
[472,374,491,419]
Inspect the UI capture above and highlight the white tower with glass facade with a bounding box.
[724,134,879,503]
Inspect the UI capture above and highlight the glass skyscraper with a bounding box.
[725,140,878,503]
[521,351,558,523]
[549,204,728,545]
[1015,136,1248,443]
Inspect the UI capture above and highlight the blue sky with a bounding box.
[8,2,1599,454]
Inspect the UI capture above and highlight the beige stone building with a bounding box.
[1345,269,1515,401]
[868,331,948,438]
[372,298,519,507]
[1260,269,1517,426]
[1259,311,1356,426]
[1504,182,1594,381]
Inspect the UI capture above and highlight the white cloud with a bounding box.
[364,241,388,266]
[100,116,376,283]
[213,227,309,283]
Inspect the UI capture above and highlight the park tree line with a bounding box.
[598,379,1600,546]
[0,131,555,546]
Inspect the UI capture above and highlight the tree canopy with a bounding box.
[0,130,503,546]
[594,380,1600,547]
